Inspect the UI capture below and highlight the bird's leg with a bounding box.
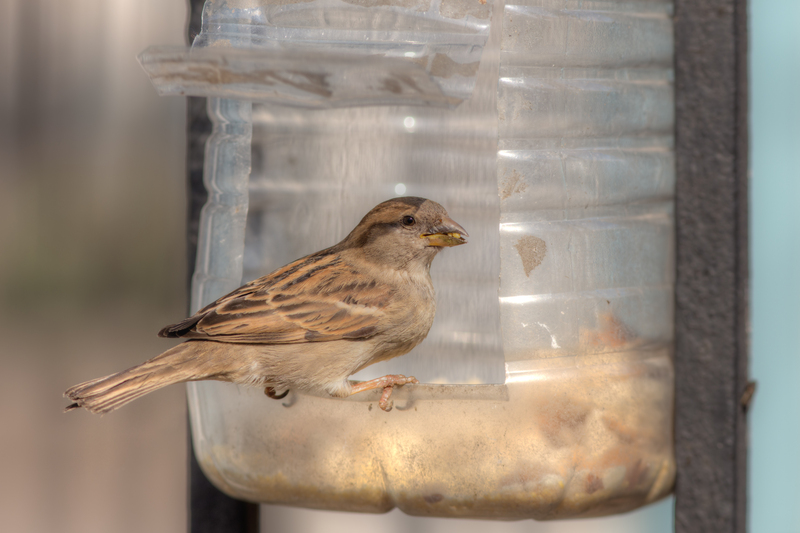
[349,374,419,412]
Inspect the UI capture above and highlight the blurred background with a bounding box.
[0,0,188,532]
[0,0,795,532]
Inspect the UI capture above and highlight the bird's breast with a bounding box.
[393,274,436,343]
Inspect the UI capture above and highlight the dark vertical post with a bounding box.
[185,1,260,532]
[673,0,749,531]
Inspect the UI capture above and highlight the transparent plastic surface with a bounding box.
[191,351,673,519]
[139,0,493,107]
[497,0,674,366]
[185,0,676,520]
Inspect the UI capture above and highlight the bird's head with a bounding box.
[340,197,468,270]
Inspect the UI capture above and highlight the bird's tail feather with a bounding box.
[64,342,205,414]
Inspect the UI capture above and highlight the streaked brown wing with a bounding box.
[159,251,395,344]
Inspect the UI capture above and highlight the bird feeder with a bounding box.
[140,0,675,520]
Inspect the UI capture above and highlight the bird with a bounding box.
[64,197,468,414]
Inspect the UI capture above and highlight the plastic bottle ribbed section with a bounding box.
[497,0,675,363]
[190,98,253,314]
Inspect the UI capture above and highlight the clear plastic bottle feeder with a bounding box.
[140,0,675,520]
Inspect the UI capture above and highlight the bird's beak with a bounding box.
[422,217,469,247]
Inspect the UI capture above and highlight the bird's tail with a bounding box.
[64,341,210,415]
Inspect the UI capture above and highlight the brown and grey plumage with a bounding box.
[64,197,467,414]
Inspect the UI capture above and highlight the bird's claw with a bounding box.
[379,386,394,412]
[377,375,419,411]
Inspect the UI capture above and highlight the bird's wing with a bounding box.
[159,252,396,343]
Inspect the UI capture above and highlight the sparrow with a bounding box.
[64,197,467,414]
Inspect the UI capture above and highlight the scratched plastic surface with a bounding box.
[183,0,676,520]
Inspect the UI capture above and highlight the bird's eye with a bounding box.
[402,215,416,226]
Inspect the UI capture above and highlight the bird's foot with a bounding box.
[350,374,419,412]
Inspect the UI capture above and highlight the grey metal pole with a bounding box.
[674,0,750,531]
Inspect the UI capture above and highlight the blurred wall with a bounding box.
[0,0,187,310]
[749,1,800,532]
[0,1,189,532]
